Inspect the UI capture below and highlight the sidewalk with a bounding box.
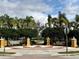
[0,46,79,59]
[0,46,79,56]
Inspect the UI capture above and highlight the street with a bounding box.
[1,55,79,59]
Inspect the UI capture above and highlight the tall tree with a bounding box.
[25,16,36,28]
[47,15,52,28]
[4,14,13,28]
[58,11,69,26]
[75,15,79,22]
[25,16,33,27]
[0,15,5,28]
[10,17,18,29]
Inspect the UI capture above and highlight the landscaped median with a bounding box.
[58,51,79,56]
[0,52,16,56]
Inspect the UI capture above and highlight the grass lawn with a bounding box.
[0,52,16,56]
[59,51,79,54]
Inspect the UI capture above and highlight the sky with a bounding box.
[0,0,79,25]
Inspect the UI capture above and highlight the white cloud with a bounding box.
[51,14,58,18]
[0,0,54,25]
[58,0,79,21]
[63,0,79,15]
[0,0,53,16]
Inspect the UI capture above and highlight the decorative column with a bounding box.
[0,38,5,48]
[46,37,51,46]
[26,37,31,47]
[71,37,77,48]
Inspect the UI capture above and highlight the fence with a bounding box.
[8,40,23,46]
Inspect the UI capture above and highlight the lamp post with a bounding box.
[64,26,69,54]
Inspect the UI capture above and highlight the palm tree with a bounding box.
[0,16,5,28]
[52,18,58,27]
[26,16,33,27]
[11,18,18,29]
[3,14,13,28]
[58,11,69,26]
[24,16,36,28]
[47,15,52,28]
[17,18,24,29]
[75,15,79,22]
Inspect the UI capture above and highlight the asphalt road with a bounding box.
[1,55,79,59]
